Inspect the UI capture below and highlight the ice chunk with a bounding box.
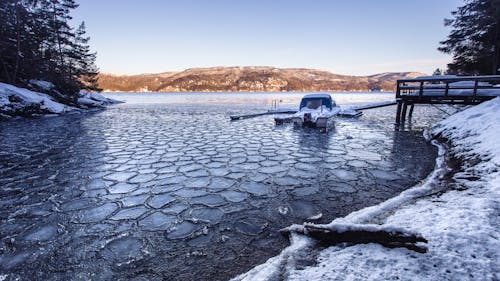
[120,194,150,207]
[207,177,235,190]
[190,208,224,224]
[104,172,137,182]
[108,182,138,194]
[190,194,227,207]
[291,186,319,196]
[162,203,189,214]
[166,221,201,239]
[331,169,358,181]
[101,237,143,263]
[240,182,272,196]
[220,190,248,203]
[24,225,58,242]
[138,212,177,231]
[184,177,210,188]
[234,221,265,236]
[148,193,176,209]
[174,189,208,198]
[110,206,148,220]
[75,203,118,223]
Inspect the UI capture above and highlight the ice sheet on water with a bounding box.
[190,207,224,224]
[162,202,189,215]
[24,225,58,242]
[369,169,400,181]
[220,190,249,203]
[326,182,356,193]
[166,221,201,239]
[331,169,358,181]
[239,182,272,196]
[174,189,208,198]
[208,177,235,190]
[108,182,138,194]
[148,193,176,209]
[289,201,320,219]
[101,237,143,263]
[110,206,148,220]
[291,186,319,197]
[104,172,137,182]
[184,177,210,188]
[273,177,303,186]
[190,194,227,207]
[138,212,177,231]
[61,198,97,211]
[75,203,118,223]
[234,220,265,236]
[120,194,150,207]
[0,251,34,270]
[129,174,157,184]
[259,166,288,174]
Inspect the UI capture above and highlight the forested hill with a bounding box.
[98,67,425,92]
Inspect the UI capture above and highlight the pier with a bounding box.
[395,75,500,124]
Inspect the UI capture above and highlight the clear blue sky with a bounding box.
[71,0,463,75]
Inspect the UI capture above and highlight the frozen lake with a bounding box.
[0,92,442,280]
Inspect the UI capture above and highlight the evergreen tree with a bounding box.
[439,0,500,75]
[71,21,101,92]
[432,68,443,76]
[0,0,101,100]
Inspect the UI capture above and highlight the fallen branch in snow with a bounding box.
[282,223,428,253]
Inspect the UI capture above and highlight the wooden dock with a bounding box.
[230,109,297,121]
[395,75,500,124]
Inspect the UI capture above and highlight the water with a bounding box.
[0,92,443,280]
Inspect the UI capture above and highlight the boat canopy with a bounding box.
[299,94,335,110]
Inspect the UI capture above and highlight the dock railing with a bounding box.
[395,75,500,124]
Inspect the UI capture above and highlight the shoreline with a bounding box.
[0,82,120,121]
[233,98,500,280]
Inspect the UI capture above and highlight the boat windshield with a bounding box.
[299,97,333,110]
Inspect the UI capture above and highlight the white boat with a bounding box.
[275,93,340,128]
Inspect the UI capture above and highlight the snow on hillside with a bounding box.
[233,98,500,281]
[0,82,119,119]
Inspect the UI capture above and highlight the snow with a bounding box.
[291,105,340,122]
[0,82,119,119]
[29,80,54,91]
[233,97,500,280]
[0,82,70,114]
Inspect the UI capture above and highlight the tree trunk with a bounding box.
[283,224,428,253]
[13,2,21,84]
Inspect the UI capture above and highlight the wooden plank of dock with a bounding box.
[351,100,397,111]
[230,109,297,121]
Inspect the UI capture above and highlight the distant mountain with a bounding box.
[98,67,426,92]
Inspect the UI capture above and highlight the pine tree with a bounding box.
[0,0,101,99]
[432,68,443,76]
[71,21,101,92]
[439,0,500,75]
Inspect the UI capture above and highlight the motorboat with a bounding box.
[275,93,340,128]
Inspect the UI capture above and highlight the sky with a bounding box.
[71,0,463,76]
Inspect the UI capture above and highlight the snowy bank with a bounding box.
[0,82,119,120]
[233,98,500,280]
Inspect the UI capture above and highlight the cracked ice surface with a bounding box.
[0,92,444,280]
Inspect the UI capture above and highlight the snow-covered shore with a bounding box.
[234,98,500,280]
[0,82,119,120]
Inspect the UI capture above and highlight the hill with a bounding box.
[97,67,426,92]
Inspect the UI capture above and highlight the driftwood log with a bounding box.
[283,224,428,253]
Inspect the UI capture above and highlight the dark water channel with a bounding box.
[0,93,442,280]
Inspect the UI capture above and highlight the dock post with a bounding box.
[401,101,408,124]
[395,99,403,124]
[408,103,415,120]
